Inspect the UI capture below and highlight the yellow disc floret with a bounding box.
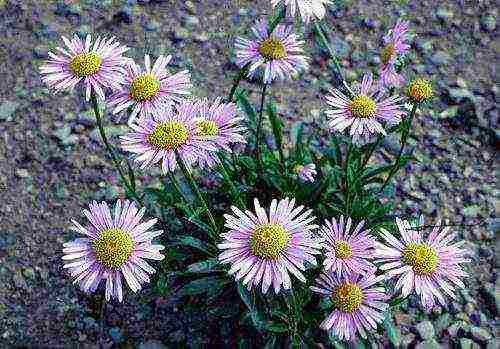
[92,228,133,269]
[381,44,396,66]
[148,121,189,150]
[130,74,161,102]
[196,119,219,137]
[350,95,377,118]
[334,240,353,259]
[402,243,439,275]
[258,39,287,60]
[406,78,433,103]
[69,52,102,77]
[332,282,364,313]
[249,223,291,260]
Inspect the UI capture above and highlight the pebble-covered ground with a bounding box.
[0,0,498,347]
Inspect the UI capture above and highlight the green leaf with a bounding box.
[173,235,215,254]
[291,122,305,154]
[262,321,288,334]
[177,276,230,296]
[266,101,284,151]
[330,136,342,165]
[235,92,257,131]
[186,258,221,274]
[383,311,401,347]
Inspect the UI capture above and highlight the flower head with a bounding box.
[62,200,164,302]
[40,34,128,101]
[107,54,191,125]
[325,73,405,144]
[311,273,388,341]
[294,163,317,183]
[218,198,322,294]
[271,0,332,23]
[120,101,214,173]
[379,21,410,88]
[235,19,308,84]
[321,216,376,277]
[375,216,470,310]
[406,78,433,104]
[193,98,246,168]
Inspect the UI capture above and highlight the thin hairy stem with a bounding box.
[217,153,245,208]
[313,21,344,83]
[255,84,268,172]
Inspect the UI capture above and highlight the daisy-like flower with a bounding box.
[40,34,128,101]
[107,54,191,124]
[325,73,405,144]
[406,77,433,104]
[321,216,376,277]
[62,200,165,302]
[271,0,332,23]
[379,20,410,88]
[218,198,322,294]
[374,216,470,311]
[294,163,317,183]
[120,101,214,173]
[235,19,308,84]
[311,272,388,341]
[193,97,246,168]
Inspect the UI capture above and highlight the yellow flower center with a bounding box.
[129,74,161,102]
[332,282,364,314]
[350,95,376,118]
[148,121,189,150]
[249,224,291,260]
[381,43,396,66]
[334,240,353,259]
[406,78,433,103]
[196,119,219,137]
[92,228,133,269]
[293,164,304,174]
[402,243,439,275]
[258,39,287,60]
[69,52,102,77]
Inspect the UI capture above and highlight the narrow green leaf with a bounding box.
[177,276,230,296]
[186,258,220,274]
[173,235,215,254]
[383,311,401,347]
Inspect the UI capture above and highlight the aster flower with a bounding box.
[379,20,410,88]
[271,0,332,23]
[311,272,388,341]
[325,73,405,144]
[294,163,317,183]
[62,200,164,302]
[107,54,191,124]
[40,34,128,101]
[218,198,322,294]
[406,77,433,104]
[374,216,470,310]
[321,216,376,278]
[193,97,247,168]
[235,19,308,84]
[120,101,214,173]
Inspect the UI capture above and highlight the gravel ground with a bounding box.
[0,0,498,347]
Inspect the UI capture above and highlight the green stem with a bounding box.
[344,142,352,215]
[167,172,189,204]
[90,93,141,203]
[175,151,218,239]
[217,153,245,208]
[228,63,249,103]
[360,134,384,170]
[268,5,286,33]
[255,83,268,172]
[379,103,418,193]
[313,21,344,83]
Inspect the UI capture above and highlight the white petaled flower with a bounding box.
[107,54,191,125]
[294,163,317,183]
[40,34,129,101]
[62,200,165,302]
[375,215,470,311]
[218,198,322,294]
[271,0,332,23]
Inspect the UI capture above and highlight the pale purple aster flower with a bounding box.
[193,97,247,168]
[374,215,470,311]
[218,198,322,294]
[120,101,214,173]
[107,54,191,125]
[379,20,410,88]
[40,34,128,101]
[321,216,376,278]
[325,73,405,144]
[294,163,317,183]
[311,272,388,341]
[271,0,332,23]
[62,200,164,302]
[235,19,308,84]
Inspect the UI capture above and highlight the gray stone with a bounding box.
[89,125,129,143]
[481,14,497,32]
[173,27,190,41]
[331,37,349,58]
[460,338,473,349]
[436,8,454,21]
[430,51,451,66]
[54,125,79,146]
[0,101,19,121]
[138,340,168,349]
[470,326,492,342]
[416,339,440,349]
[109,327,123,344]
[439,106,459,119]
[434,313,450,335]
[184,15,199,26]
[416,320,435,340]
